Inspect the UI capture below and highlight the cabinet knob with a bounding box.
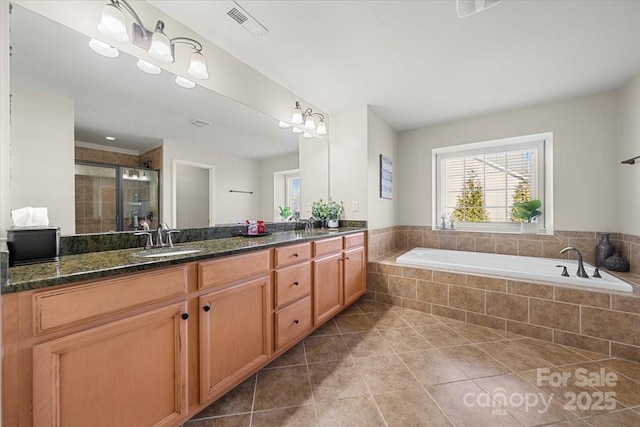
[181,313,189,320]
[293,281,299,286]
[294,320,299,324]
[203,305,211,312]
[345,257,350,260]
[293,253,299,257]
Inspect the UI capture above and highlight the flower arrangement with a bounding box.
[512,199,542,223]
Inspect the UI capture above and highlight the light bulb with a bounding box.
[136,59,161,75]
[149,27,173,63]
[304,115,315,130]
[188,51,209,80]
[175,75,196,89]
[278,121,291,128]
[292,127,303,134]
[89,38,119,58]
[291,103,304,124]
[98,3,129,43]
[303,132,313,139]
[316,119,327,135]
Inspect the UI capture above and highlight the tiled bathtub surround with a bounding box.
[367,252,640,363]
[368,226,640,275]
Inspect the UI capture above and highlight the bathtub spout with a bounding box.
[560,247,589,278]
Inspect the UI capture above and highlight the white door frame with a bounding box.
[172,159,215,228]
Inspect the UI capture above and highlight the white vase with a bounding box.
[327,219,339,228]
[520,222,537,234]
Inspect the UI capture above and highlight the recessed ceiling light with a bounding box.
[88,38,119,58]
[278,121,291,128]
[292,127,303,134]
[136,59,161,75]
[175,75,196,89]
[105,136,116,141]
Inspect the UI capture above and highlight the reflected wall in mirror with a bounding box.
[172,160,214,228]
[9,3,328,235]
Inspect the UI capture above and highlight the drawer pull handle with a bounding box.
[293,253,299,257]
[203,305,211,312]
[181,313,189,320]
[294,320,299,324]
[293,281,299,286]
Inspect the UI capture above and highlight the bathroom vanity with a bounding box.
[1,229,366,427]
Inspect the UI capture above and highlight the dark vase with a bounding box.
[596,233,615,267]
[604,252,630,272]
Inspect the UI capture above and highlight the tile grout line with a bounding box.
[301,337,320,426]
[248,371,259,427]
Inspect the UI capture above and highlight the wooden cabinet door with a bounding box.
[32,302,188,427]
[313,252,343,325]
[344,246,366,306]
[199,276,271,403]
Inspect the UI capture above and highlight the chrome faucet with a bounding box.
[305,216,315,232]
[157,222,180,248]
[560,247,589,278]
[134,220,154,249]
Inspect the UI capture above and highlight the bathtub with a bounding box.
[396,248,633,293]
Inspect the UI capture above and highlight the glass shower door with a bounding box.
[120,167,160,231]
[74,163,118,234]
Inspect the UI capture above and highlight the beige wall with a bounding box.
[329,106,369,220]
[617,73,640,236]
[367,107,398,229]
[162,139,260,226]
[10,86,75,234]
[398,91,619,232]
[258,153,299,221]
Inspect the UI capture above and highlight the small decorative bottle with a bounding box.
[595,233,615,267]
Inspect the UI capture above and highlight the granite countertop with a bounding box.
[3,227,366,294]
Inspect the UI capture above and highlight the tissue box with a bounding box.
[7,227,60,267]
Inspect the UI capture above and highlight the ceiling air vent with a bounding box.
[190,119,212,128]
[225,1,269,38]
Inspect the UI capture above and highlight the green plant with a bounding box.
[311,198,344,221]
[278,206,292,220]
[509,179,531,222]
[512,199,542,223]
[326,198,344,221]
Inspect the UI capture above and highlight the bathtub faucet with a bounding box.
[560,247,589,278]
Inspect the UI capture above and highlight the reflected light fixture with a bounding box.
[95,0,209,84]
[89,38,119,58]
[136,59,161,75]
[175,75,196,89]
[292,127,303,134]
[291,101,327,135]
[278,121,291,128]
[105,136,116,141]
[303,132,313,139]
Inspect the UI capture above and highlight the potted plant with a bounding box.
[311,198,344,228]
[326,198,344,228]
[512,199,542,233]
[278,206,292,221]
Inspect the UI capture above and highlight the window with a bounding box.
[285,173,301,218]
[432,133,553,233]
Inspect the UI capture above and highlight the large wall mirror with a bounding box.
[9,3,329,235]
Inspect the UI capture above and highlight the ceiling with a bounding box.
[149,0,640,131]
[10,4,299,159]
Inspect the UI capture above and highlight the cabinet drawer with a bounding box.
[33,266,188,335]
[274,243,311,268]
[313,237,343,257]
[344,232,365,249]
[274,262,311,309]
[199,250,271,290]
[274,296,311,350]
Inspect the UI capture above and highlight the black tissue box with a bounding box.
[7,227,60,267]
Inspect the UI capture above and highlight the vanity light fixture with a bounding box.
[175,76,196,89]
[136,59,161,75]
[278,121,291,128]
[291,101,327,135]
[95,0,209,82]
[89,38,119,58]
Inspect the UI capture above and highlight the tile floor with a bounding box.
[185,299,640,427]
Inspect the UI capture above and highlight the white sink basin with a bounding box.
[134,248,202,258]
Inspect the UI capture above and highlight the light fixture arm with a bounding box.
[170,37,203,53]
[303,108,324,121]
